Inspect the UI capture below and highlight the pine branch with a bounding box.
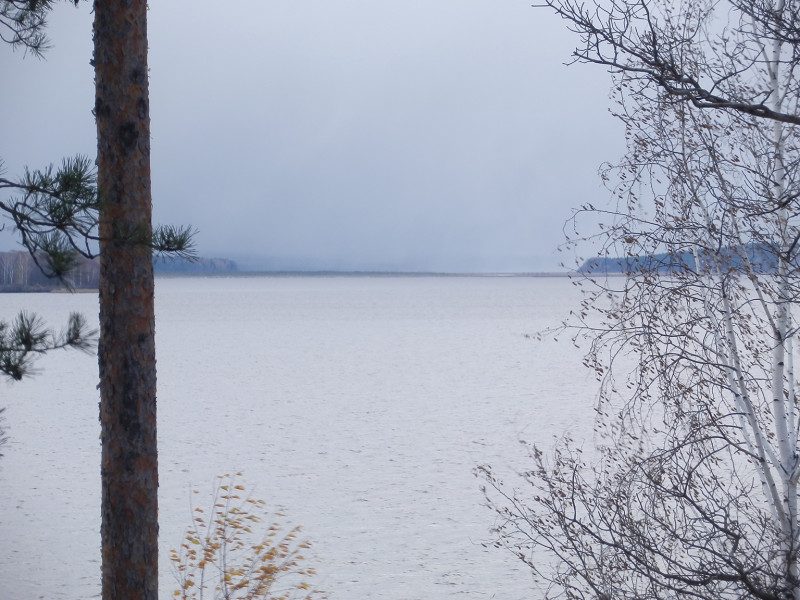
[0,0,79,57]
[0,311,97,380]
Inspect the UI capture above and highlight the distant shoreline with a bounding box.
[154,270,573,278]
[0,270,575,293]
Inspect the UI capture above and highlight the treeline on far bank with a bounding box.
[0,251,237,292]
[578,242,786,275]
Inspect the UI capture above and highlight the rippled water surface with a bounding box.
[0,275,596,599]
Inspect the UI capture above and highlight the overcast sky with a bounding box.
[1,0,622,272]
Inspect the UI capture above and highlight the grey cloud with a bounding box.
[2,0,623,272]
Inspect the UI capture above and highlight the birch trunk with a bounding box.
[755,1,800,589]
[481,1,800,597]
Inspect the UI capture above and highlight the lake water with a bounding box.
[0,275,597,600]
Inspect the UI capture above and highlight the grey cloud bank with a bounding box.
[1,0,622,272]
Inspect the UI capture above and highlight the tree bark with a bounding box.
[93,1,158,599]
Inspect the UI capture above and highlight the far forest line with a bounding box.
[0,251,237,292]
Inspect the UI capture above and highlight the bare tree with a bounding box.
[480,1,800,598]
[534,0,800,125]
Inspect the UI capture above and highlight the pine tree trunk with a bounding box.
[93,1,158,599]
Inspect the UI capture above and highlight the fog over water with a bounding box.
[1,2,625,593]
[0,1,622,273]
[0,275,597,599]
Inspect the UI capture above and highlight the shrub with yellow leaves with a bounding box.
[170,473,326,600]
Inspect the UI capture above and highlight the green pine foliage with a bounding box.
[0,1,193,380]
[0,311,95,381]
